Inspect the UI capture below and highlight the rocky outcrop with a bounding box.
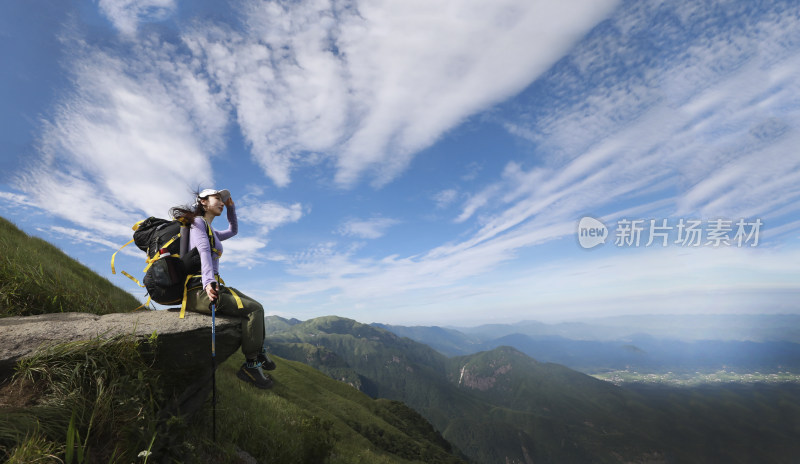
[457,363,512,391]
[0,309,243,417]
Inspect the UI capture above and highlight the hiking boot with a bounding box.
[237,362,273,389]
[258,352,277,371]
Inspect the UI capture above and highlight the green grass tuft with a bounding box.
[2,432,62,464]
[0,216,142,317]
[1,335,166,463]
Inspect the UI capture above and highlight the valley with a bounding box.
[593,369,800,386]
[265,315,800,464]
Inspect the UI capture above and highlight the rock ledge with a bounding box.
[0,310,243,416]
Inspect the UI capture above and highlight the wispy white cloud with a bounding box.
[476,246,800,322]
[12,35,228,238]
[45,226,141,259]
[455,183,502,223]
[433,189,459,209]
[219,235,269,269]
[763,219,800,241]
[184,0,620,187]
[270,222,800,323]
[273,216,573,308]
[237,200,305,235]
[461,162,483,182]
[98,0,177,36]
[428,245,800,324]
[337,217,399,239]
[0,191,37,208]
[206,196,304,269]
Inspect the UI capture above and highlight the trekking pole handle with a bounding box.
[209,281,218,304]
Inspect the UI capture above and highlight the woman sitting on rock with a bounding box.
[170,188,275,389]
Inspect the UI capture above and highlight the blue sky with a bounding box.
[2,0,799,325]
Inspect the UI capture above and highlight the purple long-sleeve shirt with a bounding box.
[190,204,238,289]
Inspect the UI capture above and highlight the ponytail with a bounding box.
[170,189,205,224]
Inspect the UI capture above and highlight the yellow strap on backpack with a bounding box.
[110,219,146,274]
[110,220,150,312]
[120,271,145,288]
[178,275,243,318]
[142,233,182,273]
[111,239,134,274]
[228,287,244,309]
[179,274,198,319]
[131,296,152,311]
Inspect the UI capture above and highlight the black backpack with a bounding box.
[112,217,214,306]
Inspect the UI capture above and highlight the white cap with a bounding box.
[198,188,230,203]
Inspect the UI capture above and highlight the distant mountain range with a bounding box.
[374,314,800,373]
[265,315,800,464]
[453,314,800,342]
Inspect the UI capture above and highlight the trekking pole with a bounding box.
[209,282,218,443]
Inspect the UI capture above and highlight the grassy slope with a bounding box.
[212,352,464,464]
[0,216,142,316]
